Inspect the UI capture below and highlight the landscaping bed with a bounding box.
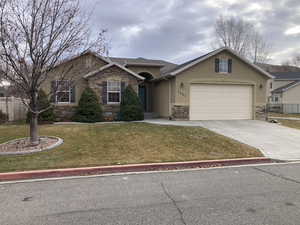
[0,136,62,155]
[0,123,262,173]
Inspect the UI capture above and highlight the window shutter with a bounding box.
[228,59,232,73]
[71,82,76,103]
[215,58,220,73]
[50,81,56,103]
[121,82,126,103]
[102,81,107,104]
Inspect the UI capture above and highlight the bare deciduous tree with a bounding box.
[0,0,107,145]
[214,15,271,63]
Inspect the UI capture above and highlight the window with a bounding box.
[270,82,273,89]
[219,59,229,73]
[107,80,121,104]
[275,96,279,102]
[56,80,72,103]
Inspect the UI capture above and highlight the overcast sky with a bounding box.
[81,0,300,65]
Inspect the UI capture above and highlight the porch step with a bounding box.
[144,112,159,119]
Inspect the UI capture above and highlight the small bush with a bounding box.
[73,88,103,123]
[0,110,8,124]
[120,85,144,121]
[27,89,55,123]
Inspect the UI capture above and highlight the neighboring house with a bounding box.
[269,72,300,105]
[44,47,272,121]
[0,87,5,97]
[256,63,300,73]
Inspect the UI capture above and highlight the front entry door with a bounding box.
[139,85,147,111]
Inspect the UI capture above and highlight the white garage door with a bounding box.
[190,84,253,120]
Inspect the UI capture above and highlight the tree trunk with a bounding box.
[30,112,39,145]
[29,93,39,146]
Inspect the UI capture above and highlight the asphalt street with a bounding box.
[1,163,300,225]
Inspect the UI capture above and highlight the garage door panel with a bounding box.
[190,84,253,120]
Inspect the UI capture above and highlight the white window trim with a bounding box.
[219,59,229,74]
[107,80,121,104]
[55,80,72,104]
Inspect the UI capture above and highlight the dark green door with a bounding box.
[139,86,146,111]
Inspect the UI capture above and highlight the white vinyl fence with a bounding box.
[0,97,28,121]
[268,104,300,114]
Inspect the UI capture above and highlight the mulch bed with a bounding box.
[0,137,60,155]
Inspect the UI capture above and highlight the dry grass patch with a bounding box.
[278,120,300,129]
[0,123,262,173]
[269,113,300,118]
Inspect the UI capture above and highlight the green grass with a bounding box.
[0,123,262,173]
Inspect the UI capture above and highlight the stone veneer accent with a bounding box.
[88,65,140,121]
[171,104,267,121]
[54,105,77,122]
[172,105,189,120]
[255,105,267,121]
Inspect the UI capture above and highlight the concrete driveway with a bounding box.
[144,119,300,161]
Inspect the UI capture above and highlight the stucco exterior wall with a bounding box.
[168,51,269,120]
[42,53,108,106]
[174,51,269,108]
[153,79,170,118]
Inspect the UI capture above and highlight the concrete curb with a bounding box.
[0,136,64,156]
[0,157,275,182]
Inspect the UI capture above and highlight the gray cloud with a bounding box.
[81,0,300,65]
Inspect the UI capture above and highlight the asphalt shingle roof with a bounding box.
[271,72,300,80]
[109,57,177,73]
[161,50,218,76]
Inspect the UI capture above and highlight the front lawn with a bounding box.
[0,123,262,173]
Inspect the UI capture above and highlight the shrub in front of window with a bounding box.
[27,89,55,124]
[0,110,8,124]
[120,85,144,121]
[73,88,103,123]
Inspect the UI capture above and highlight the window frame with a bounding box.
[55,80,72,104]
[107,80,121,104]
[219,59,229,73]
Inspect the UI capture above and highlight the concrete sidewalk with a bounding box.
[144,119,300,161]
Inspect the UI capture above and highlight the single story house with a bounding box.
[44,47,272,121]
[269,72,300,108]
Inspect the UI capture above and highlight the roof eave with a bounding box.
[125,63,165,67]
[169,47,274,79]
[84,63,145,80]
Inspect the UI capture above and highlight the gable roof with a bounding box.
[83,63,145,80]
[271,72,300,80]
[110,57,178,75]
[272,80,300,93]
[159,47,273,79]
[53,50,111,69]
[110,57,165,67]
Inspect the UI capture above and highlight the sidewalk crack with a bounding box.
[160,182,187,225]
[253,167,300,185]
